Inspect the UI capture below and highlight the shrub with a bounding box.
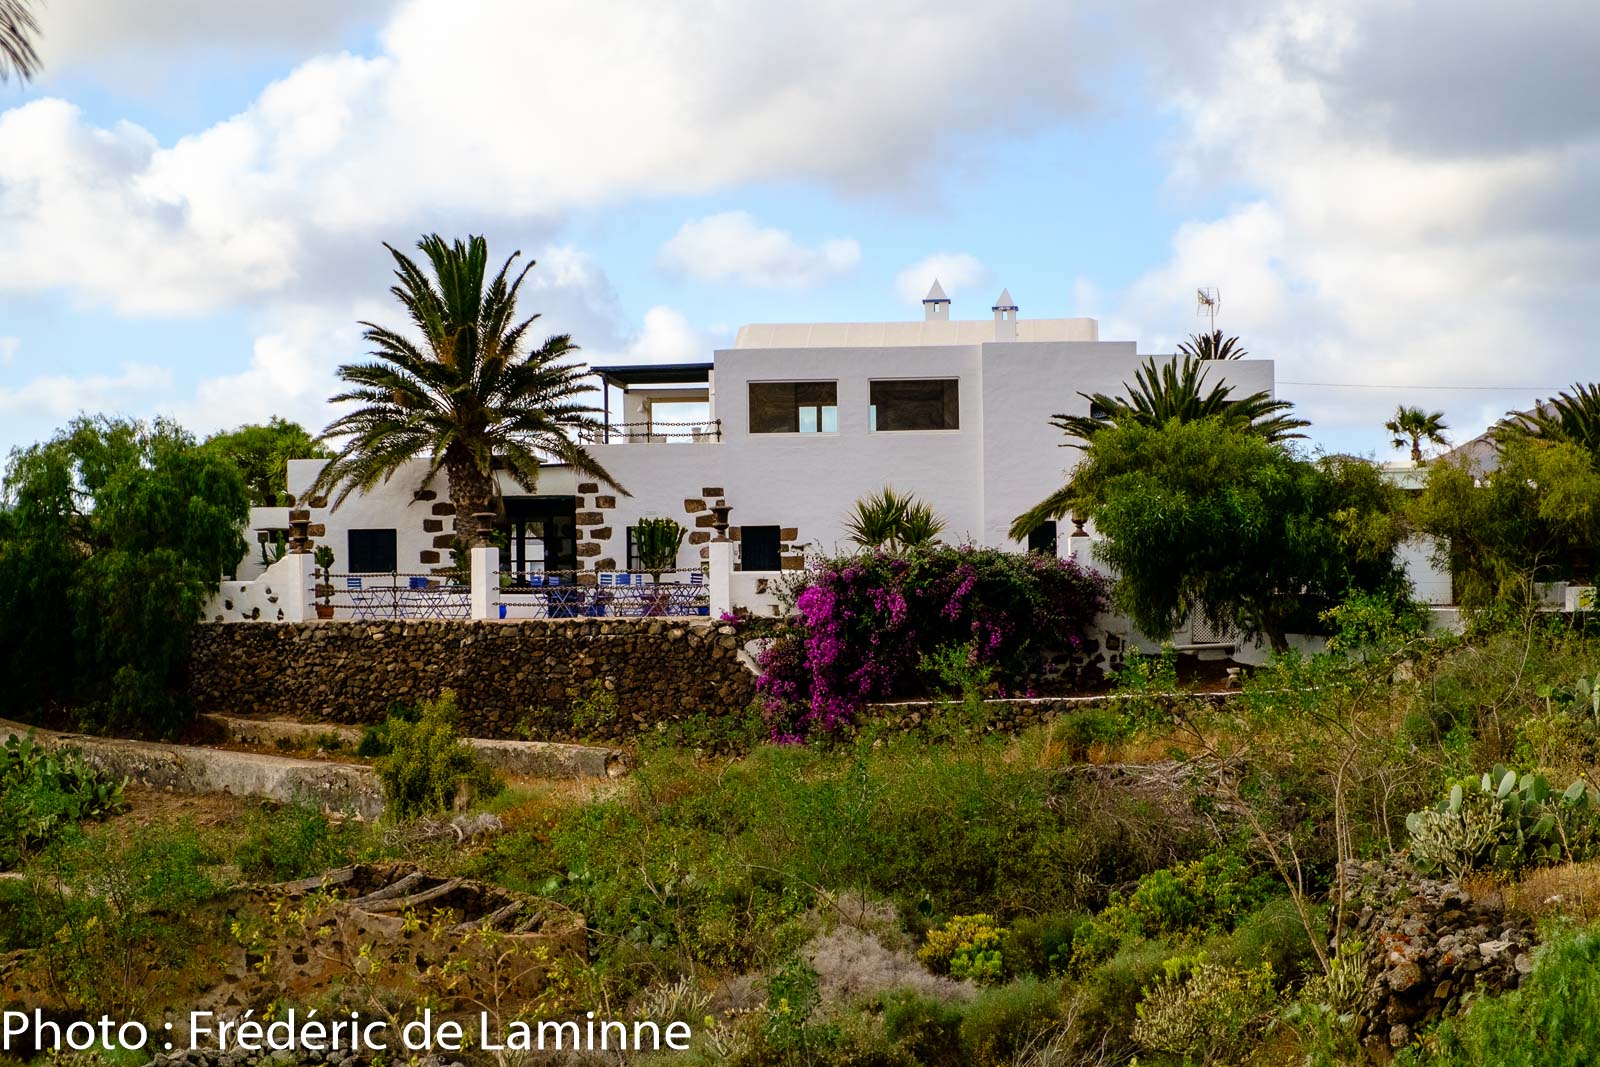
[918,914,1006,985]
[882,991,965,1067]
[1131,954,1278,1066]
[17,823,220,1015]
[233,800,366,882]
[756,546,1108,738]
[957,977,1065,1067]
[570,678,622,737]
[1003,912,1088,978]
[373,690,501,820]
[0,732,126,868]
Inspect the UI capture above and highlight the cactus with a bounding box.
[1406,763,1596,875]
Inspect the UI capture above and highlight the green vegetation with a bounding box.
[372,690,502,819]
[844,486,947,551]
[0,731,126,868]
[200,417,330,507]
[0,416,249,733]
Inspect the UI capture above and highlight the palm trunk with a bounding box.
[1411,438,1423,464]
[445,450,494,550]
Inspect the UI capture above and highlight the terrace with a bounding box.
[586,361,719,444]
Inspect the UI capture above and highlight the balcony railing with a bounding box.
[316,573,471,620]
[581,419,721,444]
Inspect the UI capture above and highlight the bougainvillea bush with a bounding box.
[756,547,1109,739]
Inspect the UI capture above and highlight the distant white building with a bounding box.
[249,287,1272,600]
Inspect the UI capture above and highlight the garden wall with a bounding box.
[187,619,757,738]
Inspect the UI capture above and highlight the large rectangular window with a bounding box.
[1027,521,1058,557]
[347,528,397,573]
[749,382,838,434]
[869,379,959,431]
[740,526,782,571]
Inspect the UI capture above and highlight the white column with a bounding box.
[279,552,312,622]
[708,539,734,618]
[470,545,500,620]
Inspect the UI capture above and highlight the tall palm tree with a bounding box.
[1494,383,1600,457]
[1,0,41,82]
[1052,356,1308,446]
[1384,405,1449,464]
[312,235,625,546]
[1176,329,1248,361]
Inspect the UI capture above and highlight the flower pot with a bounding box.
[316,604,335,620]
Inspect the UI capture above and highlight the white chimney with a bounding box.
[922,279,951,322]
[992,288,1018,341]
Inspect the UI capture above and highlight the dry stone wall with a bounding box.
[188,619,757,738]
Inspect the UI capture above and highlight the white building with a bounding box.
[250,287,1274,617]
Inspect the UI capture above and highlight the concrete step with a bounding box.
[201,713,628,780]
[1,718,384,820]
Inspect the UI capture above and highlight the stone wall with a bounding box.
[188,619,757,738]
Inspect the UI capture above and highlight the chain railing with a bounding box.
[579,419,721,444]
[497,569,709,618]
[315,572,471,621]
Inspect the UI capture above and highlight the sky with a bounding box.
[1,0,1597,462]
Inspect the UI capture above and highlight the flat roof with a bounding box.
[591,362,713,386]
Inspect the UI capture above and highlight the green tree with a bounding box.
[1385,404,1450,463]
[1040,418,1408,650]
[311,234,625,546]
[0,417,249,733]
[1412,437,1600,614]
[0,0,40,83]
[844,486,946,552]
[1176,329,1248,361]
[1013,357,1308,539]
[202,418,331,506]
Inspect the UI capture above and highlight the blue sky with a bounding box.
[2,0,1597,463]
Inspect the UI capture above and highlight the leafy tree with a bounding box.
[1046,418,1408,651]
[1412,437,1600,614]
[311,234,624,546]
[844,486,946,552]
[1494,382,1600,457]
[1012,357,1308,539]
[0,0,40,83]
[1176,329,1248,361]
[1385,404,1450,463]
[0,417,249,734]
[202,417,331,506]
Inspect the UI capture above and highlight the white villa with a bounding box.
[216,285,1468,649]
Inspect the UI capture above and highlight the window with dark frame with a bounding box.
[749,381,838,434]
[347,528,398,573]
[739,525,783,571]
[869,378,959,431]
[625,526,642,572]
[1027,520,1058,557]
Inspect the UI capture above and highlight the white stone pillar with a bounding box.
[708,539,734,618]
[279,551,312,623]
[470,545,500,620]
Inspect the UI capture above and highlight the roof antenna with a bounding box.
[1195,287,1220,333]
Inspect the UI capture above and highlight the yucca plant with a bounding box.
[310,234,625,547]
[844,487,945,553]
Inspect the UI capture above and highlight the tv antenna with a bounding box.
[1195,287,1220,332]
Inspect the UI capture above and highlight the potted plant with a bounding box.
[634,517,687,615]
[313,544,336,619]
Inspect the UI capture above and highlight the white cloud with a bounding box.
[622,306,709,364]
[657,212,859,288]
[894,253,988,306]
[1114,0,1600,455]
[0,364,172,418]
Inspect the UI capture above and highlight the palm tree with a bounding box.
[1052,356,1308,446]
[312,235,624,546]
[844,487,945,552]
[1176,329,1248,361]
[1011,356,1308,540]
[1494,383,1600,456]
[1,0,41,83]
[1384,405,1449,464]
